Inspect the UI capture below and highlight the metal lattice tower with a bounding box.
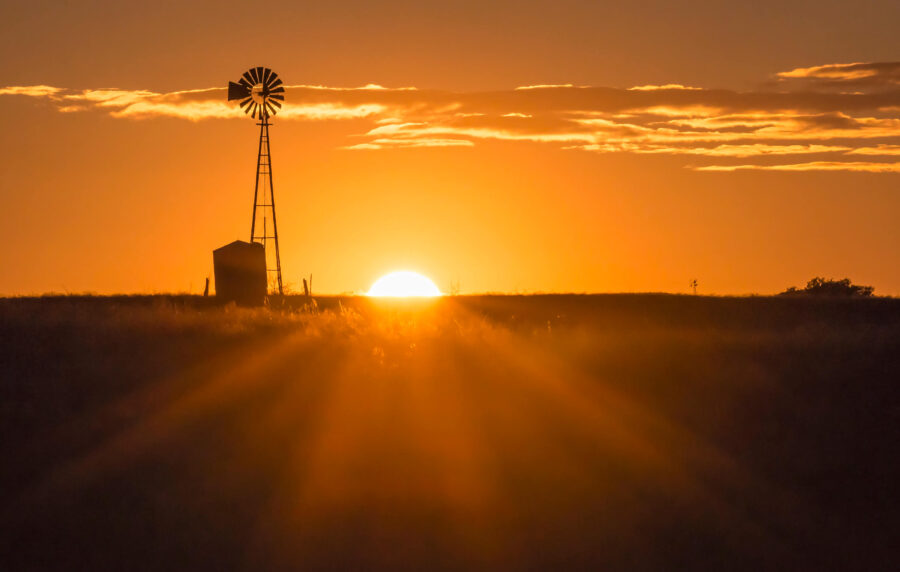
[227,67,285,295]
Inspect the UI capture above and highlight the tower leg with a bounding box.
[249,113,284,296]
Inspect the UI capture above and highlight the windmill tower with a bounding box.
[227,67,286,295]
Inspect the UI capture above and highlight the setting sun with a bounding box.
[367,271,442,297]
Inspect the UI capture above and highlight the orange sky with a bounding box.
[1,0,899,295]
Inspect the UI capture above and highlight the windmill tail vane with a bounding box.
[227,67,285,296]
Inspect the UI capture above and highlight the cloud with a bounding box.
[775,62,900,92]
[628,84,703,91]
[0,85,63,97]
[2,61,899,173]
[0,84,400,122]
[624,144,852,158]
[344,138,474,150]
[694,161,900,173]
[514,84,583,90]
[291,83,417,91]
[778,62,882,80]
[845,144,900,156]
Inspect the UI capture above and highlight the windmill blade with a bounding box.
[228,81,250,101]
[228,68,283,121]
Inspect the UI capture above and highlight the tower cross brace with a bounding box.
[249,111,283,295]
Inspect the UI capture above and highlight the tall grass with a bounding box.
[1,294,898,570]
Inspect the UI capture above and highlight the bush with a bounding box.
[781,276,874,297]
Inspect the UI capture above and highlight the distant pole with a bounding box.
[690,279,698,295]
[203,277,209,297]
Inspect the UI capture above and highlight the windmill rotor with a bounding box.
[228,67,285,120]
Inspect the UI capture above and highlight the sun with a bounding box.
[367,271,442,297]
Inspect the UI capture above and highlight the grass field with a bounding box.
[1,294,898,570]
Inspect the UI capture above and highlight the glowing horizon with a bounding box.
[367,271,442,297]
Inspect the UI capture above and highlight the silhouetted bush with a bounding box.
[781,276,874,297]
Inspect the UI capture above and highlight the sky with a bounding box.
[1,0,898,295]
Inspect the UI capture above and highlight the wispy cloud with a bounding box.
[627,84,703,91]
[0,85,63,97]
[514,84,584,90]
[344,138,474,150]
[626,144,851,158]
[3,61,900,173]
[694,161,900,173]
[0,85,399,121]
[845,144,900,156]
[775,62,900,92]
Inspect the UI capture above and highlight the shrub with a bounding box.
[781,276,874,297]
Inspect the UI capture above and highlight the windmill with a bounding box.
[227,67,286,295]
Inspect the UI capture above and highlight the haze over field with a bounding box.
[1,0,899,296]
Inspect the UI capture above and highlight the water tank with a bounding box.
[213,240,267,306]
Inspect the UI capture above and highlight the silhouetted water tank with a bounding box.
[213,240,267,306]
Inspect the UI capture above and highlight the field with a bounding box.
[1,295,898,570]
